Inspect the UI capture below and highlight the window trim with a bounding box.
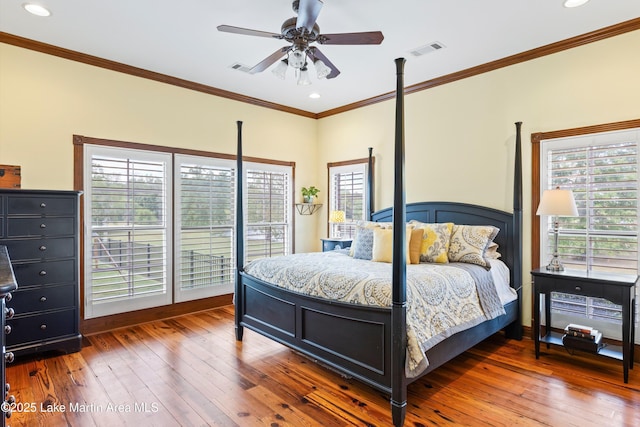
[327,156,374,238]
[531,119,640,269]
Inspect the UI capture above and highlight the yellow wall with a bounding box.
[2,29,639,326]
[0,43,320,253]
[317,29,640,325]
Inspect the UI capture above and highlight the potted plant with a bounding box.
[301,186,320,204]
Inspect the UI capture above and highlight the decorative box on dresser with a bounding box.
[0,246,18,425]
[0,190,82,358]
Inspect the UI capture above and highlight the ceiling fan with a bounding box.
[217,0,384,84]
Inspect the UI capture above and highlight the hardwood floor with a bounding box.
[5,306,640,426]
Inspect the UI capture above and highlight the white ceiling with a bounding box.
[1,0,639,115]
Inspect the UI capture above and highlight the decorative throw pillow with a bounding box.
[352,226,375,260]
[448,224,499,268]
[349,220,391,256]
[409,228,424,264]
[410,221,453,264]
[485,242,501,259]
[371,226,414,264]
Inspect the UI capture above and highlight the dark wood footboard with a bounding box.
[238,271,394,393]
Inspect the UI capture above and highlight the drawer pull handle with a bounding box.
[575,286,582,291]
[39,245,47,251]
[40,296,47,303]
[6,395,15,404]
[5,293,11,302]
[5,352,14,363]
[40,202,46,208]
[5,383,9,392]
[4,308,14,319]
[40,324,47,331]
[40,223,46,229]
[4,325,11,335]
[39,270,47,276]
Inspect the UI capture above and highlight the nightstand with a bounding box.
[531,268,637,383]
[321,238,352,252]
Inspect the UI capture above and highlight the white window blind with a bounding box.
[84,145,172,319]
[540,129,639,339]
[174,155,235,302]
[245,162,292,262]
[329,163,367,239]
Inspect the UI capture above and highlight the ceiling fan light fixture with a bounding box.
[313,58,332,79]
[272,59,289,80]
[288,48,307,69]
[297,66,311,86]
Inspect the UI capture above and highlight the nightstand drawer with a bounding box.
[7,217,76,237]
[6,309,77,347]
[321,238,352,252]
[546,278,604,298]
[8,284,76,314]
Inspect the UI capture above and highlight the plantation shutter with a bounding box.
[174,155,235,302]
[245,163,292,262]
[540,129,639,338]
[84,145,172,319]
[329,163,366,239]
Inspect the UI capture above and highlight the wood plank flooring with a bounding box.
[5,306,640,426]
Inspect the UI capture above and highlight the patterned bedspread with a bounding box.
[243,250,506,377]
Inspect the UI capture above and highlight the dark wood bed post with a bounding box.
[507,121,524,339]
[235,120,245,341]
[391,57,407,427]
[367,146,374,220]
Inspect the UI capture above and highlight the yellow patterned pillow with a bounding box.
[409,221,453,263]
[448,224,499,268]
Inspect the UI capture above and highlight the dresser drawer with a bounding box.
[7,196,76,216]
[6,309,77,347]
[2,237,75,261]
[7,217,75,237]
[7,284,76,314]
[10,259,76,287]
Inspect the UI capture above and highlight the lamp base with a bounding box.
[546,256,564,272]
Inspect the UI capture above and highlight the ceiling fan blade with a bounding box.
[296,0,323,33]
[319,31,384,45]
[217,25,282,39]
[248,46,290,74]
[308,47,340,79]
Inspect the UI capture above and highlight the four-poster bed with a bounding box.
[234,58,523,426]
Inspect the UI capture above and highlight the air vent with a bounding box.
[229,63,251,73]
[409,41,446,57]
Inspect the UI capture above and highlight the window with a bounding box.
[174,155,235,302]
[328,160,371,238]
[81,138,293,318]
[245,162,292,261]
[84,145,172,318]
[538,128,639,339]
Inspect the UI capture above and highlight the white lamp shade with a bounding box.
[536,188,578,216]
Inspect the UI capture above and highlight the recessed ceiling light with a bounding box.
[563,0,589,8]
[23,3,51,17]
[309,93,321,99]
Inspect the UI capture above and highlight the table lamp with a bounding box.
[536,187,578,271]
[329,210,345,238]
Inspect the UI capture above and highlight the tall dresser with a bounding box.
[0,190,82,358]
